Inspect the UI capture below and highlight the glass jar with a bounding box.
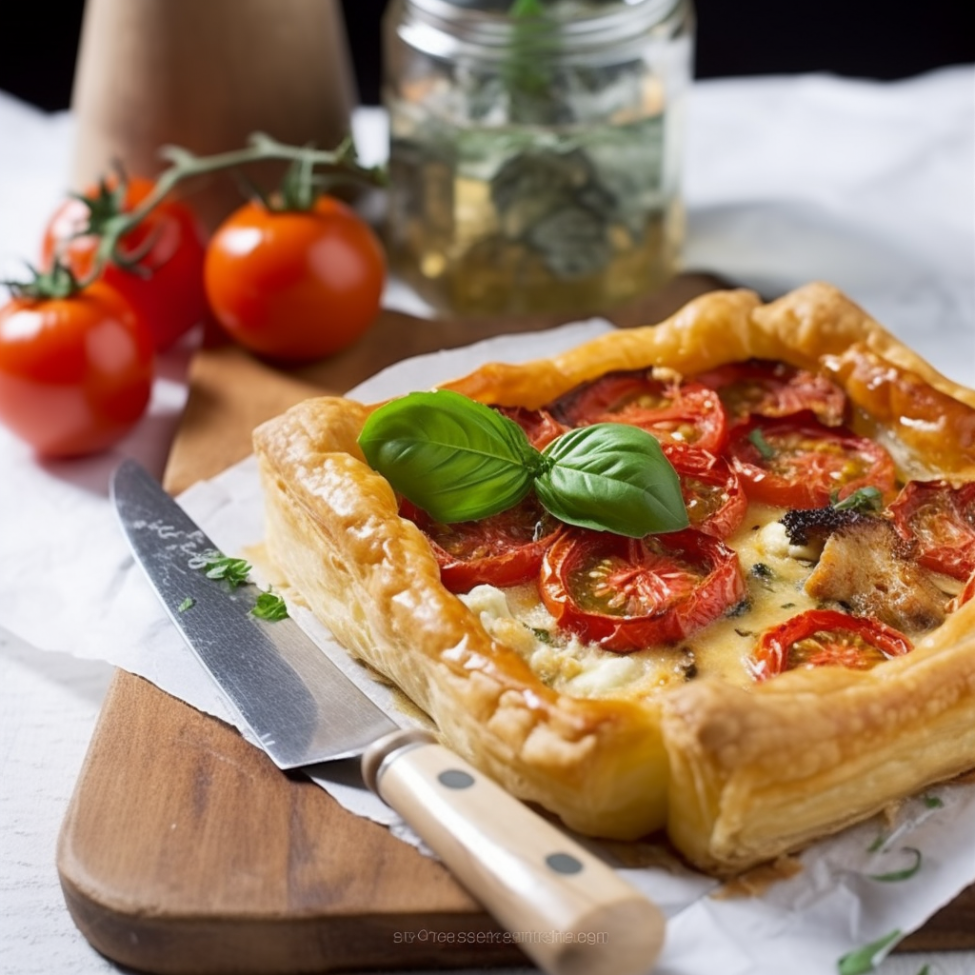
[382,0,695,318]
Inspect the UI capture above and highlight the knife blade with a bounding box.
[111,458,665,975]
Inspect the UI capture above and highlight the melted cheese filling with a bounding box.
[459,504,821,703]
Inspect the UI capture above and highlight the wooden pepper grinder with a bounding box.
[70,0,357,229]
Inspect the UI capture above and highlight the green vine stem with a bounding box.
[84,131,387,289]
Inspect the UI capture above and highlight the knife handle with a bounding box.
[362,729,665,975]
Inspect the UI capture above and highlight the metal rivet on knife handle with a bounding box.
[362,729,666,975]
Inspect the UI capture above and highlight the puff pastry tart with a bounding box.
[253,283,975,875]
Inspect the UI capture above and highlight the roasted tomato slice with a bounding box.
[493,404,568,450]
[726,412,896,509]
[888,479,975,581]
[662,443,747,539]
[539,528,745,652]
[694,358,847,426]
[550,371,728,454]
[751,609,913,680]
[400,496,562,594]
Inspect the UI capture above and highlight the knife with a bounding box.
[111,458,665,975]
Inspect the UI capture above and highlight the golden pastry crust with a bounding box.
[253,282,975,874]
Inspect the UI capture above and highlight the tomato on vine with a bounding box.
[203,160,386,362]
[41,173,209,352]
[0,266,154,457]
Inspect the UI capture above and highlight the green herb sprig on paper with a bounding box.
[357,390,688,538]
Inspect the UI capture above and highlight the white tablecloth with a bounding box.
[1,66,974,975]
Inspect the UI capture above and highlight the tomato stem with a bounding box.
[3,261,83,300]
[83,131,386,289]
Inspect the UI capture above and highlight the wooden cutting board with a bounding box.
[57,275,975,974]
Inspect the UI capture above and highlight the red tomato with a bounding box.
[726,412,896,509]
[401,497,563,594]
[493,405,568,450]
[694,358,847,426]
[662,443,748,539]
[41,176,208,352]
[550,371,728,454]
[888,479,975,580]
[539,528,745,652]
[751,609,912,680]
[0,282,154,456]
[203,196,385,362]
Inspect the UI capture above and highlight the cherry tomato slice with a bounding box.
[694,358,847,426]
[751,608,913,680]
[888,479,975,580]
[539,528,745,652]
[662,443,748,539]
[494,405,568,450]
[550,371,728,454]
[401,496,563,594]
[726,412,896,509]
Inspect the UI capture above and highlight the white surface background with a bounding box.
[2,66,974,975]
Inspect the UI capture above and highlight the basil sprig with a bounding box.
[358,390,688,538]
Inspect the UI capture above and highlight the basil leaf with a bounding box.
[536,424,688,537]
[358,390,541,523]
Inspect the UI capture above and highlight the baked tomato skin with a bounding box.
[726,412,896,509]
[204,196,385,362]
[888,479,975,581]
[549,371,728,454]
[41,176,209,352]
[539,527,745,652]
[493,405,568,450]
[401,496,563,594]
[662,443,747,539]
[694,358,847,427]
[751,609,912,680]
[0,282,154,456]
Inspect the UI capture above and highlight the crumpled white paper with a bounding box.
[8,321,973,975]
